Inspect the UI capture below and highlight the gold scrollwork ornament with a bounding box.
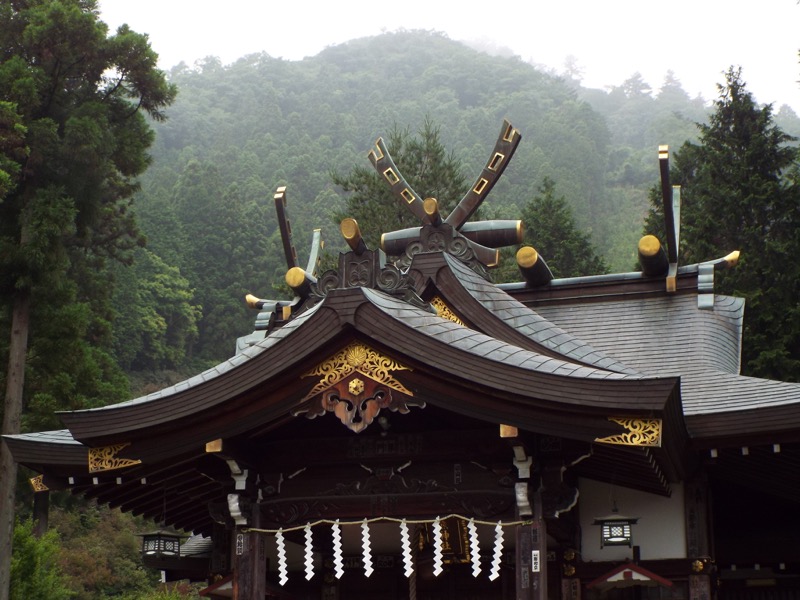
[595,418,662,447]
[431,296,466,327]
[88,443,142,473]
[301,342,412,401]
[29,475,49,492]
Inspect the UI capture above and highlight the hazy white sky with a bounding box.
[98,1,800,112]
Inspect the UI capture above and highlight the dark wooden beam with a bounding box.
[251,428,510,473]
[130,479,221,517]
[259,489,515,528]
[103,470,202,508]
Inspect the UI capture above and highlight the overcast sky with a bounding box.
[98,1,800,113]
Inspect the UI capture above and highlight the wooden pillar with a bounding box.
[232,504,266,600]
[685,474,711,558]
[685,474,714,600]
[516,490,547,600]
[211,522,231,576]
[32,491,49,538]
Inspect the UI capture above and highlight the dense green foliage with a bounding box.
[10,519,72,600]
[519,177,609,278]
[51,504,161,599]
[645,68,800,381]
[0,2,175,598]
[0,0,177,419]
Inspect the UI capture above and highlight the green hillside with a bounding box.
[129,30,724,366]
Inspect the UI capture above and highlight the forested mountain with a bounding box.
[126,29,741,372]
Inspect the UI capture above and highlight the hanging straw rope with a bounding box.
[242,513,531,534]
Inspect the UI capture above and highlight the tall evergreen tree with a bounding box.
[0,2,176,596]
[496,177,608,282]
[645,67,800,381]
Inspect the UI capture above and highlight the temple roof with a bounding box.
[24,264,682,448]
[5,248,695,534]
[6,119,800,535]
[528,289,800,442]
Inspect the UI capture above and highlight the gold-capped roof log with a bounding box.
[285,266,315,297]
[516,246,553,287]
[722,250,740,268]
[340,217,367,255]
[245,293,266,309]
[638,234,669,277]
[423,197,442,225]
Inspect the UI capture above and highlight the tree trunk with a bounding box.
[0,291,31,600]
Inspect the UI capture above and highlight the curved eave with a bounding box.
[3,430,87,474]
[58,300,338,444]
[682,370,800,445]
[359,287,680,415]
[687,404,800,447]
[58,287,683,453]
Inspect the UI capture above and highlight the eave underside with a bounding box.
[11,402,679,536]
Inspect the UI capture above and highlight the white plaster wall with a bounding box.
[578,478,686,562]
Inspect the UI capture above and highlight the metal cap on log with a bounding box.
[638,234,669,277]
[423,197,442,225]
[285,266,316,297]
[245,294,266,309]
[516,246,553,287]
[720,250,740,269]
[340,218,367,255]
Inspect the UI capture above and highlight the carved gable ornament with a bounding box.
[294,342,424,433]
[88,443,142,473]
[595,418,663,447]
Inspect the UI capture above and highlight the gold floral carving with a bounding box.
[29,475,49,493]
[594,418,662,447]
[348,378,365,395]
[431,296,465,327]
[88,443,142,473]
[301,342,412,401]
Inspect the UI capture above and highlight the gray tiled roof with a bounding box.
[534,293,800,415]
[5,429,81,445]
[534,294,743,377]
[680,369,800,415]
[363,288,643,381]
[442,254,639,375]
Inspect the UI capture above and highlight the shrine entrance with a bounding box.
[237,517,550,600]
[225,405,560,600]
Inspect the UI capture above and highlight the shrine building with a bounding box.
[6,122,800,600]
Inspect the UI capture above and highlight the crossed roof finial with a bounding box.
[368,120,521,230]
